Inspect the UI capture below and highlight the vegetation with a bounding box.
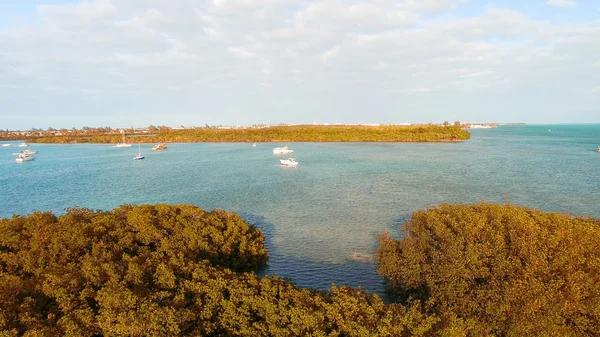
[4,202,596,336]
[0,204,458,336]
[23,125,470,144]
[376,202,600,337]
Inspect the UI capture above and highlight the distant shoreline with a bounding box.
[8,125,471,144]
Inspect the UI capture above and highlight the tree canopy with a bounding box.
[376,202,600,337]
[0,204,457,336]
[3,202,597,336]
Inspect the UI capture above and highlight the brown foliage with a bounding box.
[376,202,600,336]
[1,204,458,336]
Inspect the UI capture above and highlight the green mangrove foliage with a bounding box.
[27,125,470,143]
[376,203,600,337]
[0,204,463,337]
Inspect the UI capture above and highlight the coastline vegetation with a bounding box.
[23,125,470,144]
[376,203,600,336]
[2,202,597,336]
[0,204,454,336]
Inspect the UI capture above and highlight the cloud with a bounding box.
[227,47,255,59]
[546,0,577,7]
[0,0,599,126]
[321,46,340,64]
[37,0,119,26]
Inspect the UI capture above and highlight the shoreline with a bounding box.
[3,125,471,144]
[7,139,468,144]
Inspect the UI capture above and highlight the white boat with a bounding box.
[15,154,34,163]
[1,144,11,147]
[252,143,257,147]
[152,143,167,151]
[273,146,293,154]
[133,143,145,160]
[114,132,132,148]
[597,146,600,153]
[280,158,298,167]
[22,149,38,155]
[18,143,28,147]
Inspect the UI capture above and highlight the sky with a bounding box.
[0,0,599,129]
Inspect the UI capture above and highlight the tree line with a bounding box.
[23,125,471,144]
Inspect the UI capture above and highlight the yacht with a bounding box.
[152,143,167,151]
[280,158,298,167]
[18,143,28,147]
[21,149,38,155]
[1,144,11,147]
[133,143,145,160]
[15,154,34,163]
[597,146,600,153]
[273,146,294,154]
[252,143,257,147]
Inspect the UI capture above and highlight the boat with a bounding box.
[15,154,34,163]
[18,143,28,147]
[133,143,145,160]
[114,132,132,148]
[280,158,298,167]
[252,143,257,147]
[21,149,38,155]
[152,143,167,151]
[273,146,293,154]
[1,144,11,147]
[597,146,600,152]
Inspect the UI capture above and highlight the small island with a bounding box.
[2,124,471,144]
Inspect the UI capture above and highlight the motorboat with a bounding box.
[1,144,11,147]
[273,146,293,154]
[280,158,298,167]
[21,149,38,155]
[152,143,167,151]
[133,143,145,160]
[15,154,34,163]
[597,146,600,153]
[252,143,257,147]
[18,143,28,147]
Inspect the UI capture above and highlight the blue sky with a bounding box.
[1,0,599,129]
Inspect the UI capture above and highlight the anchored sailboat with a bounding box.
[133,143,145,160]
[114,131,132,148]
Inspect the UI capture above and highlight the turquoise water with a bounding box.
[1,124,599,297]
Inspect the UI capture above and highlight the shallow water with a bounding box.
[1,124,599,297]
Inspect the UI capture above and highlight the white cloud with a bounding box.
[37,0,119,26]
[227,47,255,59]
[546,0,577,7]
[0,0,599,126]
[321,46,340,64]
[395,0,468,14]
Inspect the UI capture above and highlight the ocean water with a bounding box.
[1,124,599,297]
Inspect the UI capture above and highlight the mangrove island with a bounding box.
[1,202,598,336]
[2,125,471,144]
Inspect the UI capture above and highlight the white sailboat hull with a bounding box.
[280,158,298,167]
[16,156,34,163]
[273,146,293,154]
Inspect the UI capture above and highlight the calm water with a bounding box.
[1,125,599,297]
